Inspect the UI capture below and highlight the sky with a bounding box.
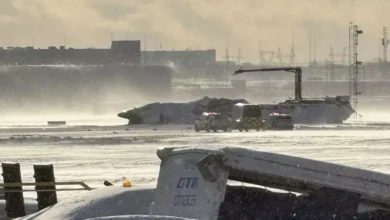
[0,0,388,64]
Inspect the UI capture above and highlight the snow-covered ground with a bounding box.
[1,119,390,203]
[0,105,388,207]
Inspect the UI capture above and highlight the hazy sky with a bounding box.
[0,0,387,63]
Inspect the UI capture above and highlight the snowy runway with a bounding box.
[1,123,390,201]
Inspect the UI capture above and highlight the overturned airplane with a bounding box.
[18,146,390,220]
[117,97,247,125]
[118,68,355,125]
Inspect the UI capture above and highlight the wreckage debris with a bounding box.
[219,186,390,220]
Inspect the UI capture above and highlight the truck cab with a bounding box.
[232,104,294,131]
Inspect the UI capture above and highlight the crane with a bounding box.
[233,67,302,101]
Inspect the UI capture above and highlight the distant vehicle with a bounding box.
[262,113,294,130]
[232,104,294,131]
[194,112,232,132]
[232,104,263,132]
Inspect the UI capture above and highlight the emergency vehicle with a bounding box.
[232,103,294,131]
[262,112,294,130]
[232,104,263,132]
[194,112,232,132]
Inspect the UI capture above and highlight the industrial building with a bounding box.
[0,41,216,68]
[0,40,141,65]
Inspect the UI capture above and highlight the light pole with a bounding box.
[348,22,353,98]
[352,25,363,118]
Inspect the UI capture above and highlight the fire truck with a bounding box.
[194,112,232,132]
[232,104,294,131]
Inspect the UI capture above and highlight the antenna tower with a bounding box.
[258,40,276,66]
[383,27,389,63]
[379,38,382,62]
[224,33,230,81]
[341,47,347,63]
[309,37,312,64]
[258,40,262,66]
[309,37,312,76]
[352,24,363,118]
[313,36,317,64]
[290,31,296,66]
[348,23,354,97]
[329,47,335,81]
[144,35,146,51]
[260,50,275,66]
[224,49,230,80]
[382,27,389,78]
[236,49,243,65]
[143,35,147,65]
[276,47,283,65]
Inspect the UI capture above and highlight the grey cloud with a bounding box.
[88,2,137,21]
[0,0,387,62]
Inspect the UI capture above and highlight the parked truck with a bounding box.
[194,112,232,132]
[232,103,294,131]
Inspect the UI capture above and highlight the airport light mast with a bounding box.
[383,27,389,63]
[352,25,363,118]
[348,23,353,98]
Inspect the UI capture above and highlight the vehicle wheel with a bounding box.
[239,128,243,132]
[256,127,260,131]
[213,128,217,132]
[194,125,200,132]
[245,129,249,132]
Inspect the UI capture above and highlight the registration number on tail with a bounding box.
[173,194,196,206]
